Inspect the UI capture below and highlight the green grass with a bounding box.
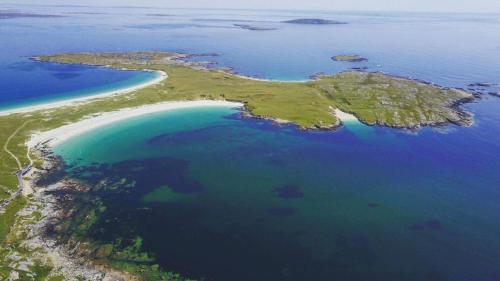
[0,196,26,243]
[48,275,65,281]
[31,264,53,281]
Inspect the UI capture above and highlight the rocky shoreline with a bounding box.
[17,144,133,281]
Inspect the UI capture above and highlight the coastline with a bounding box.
[27,100,243,149]
[0,70,167,117]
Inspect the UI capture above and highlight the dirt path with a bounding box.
[2,121,30,170]
[1,120,34,205]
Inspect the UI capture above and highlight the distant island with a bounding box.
[146,13,174,17]
[0,11,62,19]
[282,19,346,25]
[332,55,368,62]
[234,24,277,31]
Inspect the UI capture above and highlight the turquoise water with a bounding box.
[52,104,500,281]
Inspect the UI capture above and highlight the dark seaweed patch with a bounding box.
[147,125,231,146]
[66,156,204,195]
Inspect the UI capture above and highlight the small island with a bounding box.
[234,24,277,31]
[146,13,174,17]
[0,11,62,19]
[282,18,346,25]
[332,55,368,62]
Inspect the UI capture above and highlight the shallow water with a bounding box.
[2,4,500,280]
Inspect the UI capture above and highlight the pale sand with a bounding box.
[334,108,359,123]
[27,100,243,148]
[0,70,167,116]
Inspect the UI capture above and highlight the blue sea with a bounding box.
[2,4,500,281]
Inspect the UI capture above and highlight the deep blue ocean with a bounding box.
[2,4,500,281]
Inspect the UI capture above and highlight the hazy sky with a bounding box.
[13,0,500,13]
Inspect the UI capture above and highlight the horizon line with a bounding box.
[2,3,500,15]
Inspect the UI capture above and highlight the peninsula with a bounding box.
[34,52,474,129]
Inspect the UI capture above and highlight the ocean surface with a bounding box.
[2,4,500,281]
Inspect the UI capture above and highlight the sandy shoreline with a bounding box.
[334,109,359,123]
[0,70,167,116]
[25,103,358,150]
[27,100,243,149]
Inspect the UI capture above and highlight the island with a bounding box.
[282,19,346,25]
[234,24,277,31]
[0,51,476,281]
[332,55,368,62]
[146,13,174,17]
[0,11,62,19]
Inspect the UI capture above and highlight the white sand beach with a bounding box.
[27,100,243,149]
[334,108,359,123]
[0,70,167,116]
